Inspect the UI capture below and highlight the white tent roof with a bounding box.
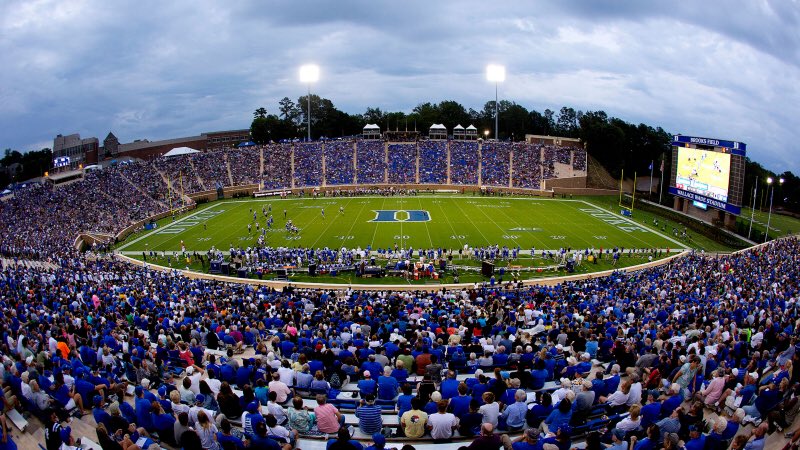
[363,124,380,130]
[429,123,446,130]
[466,124,477,130]
[454,124,465,130]
[162,147,199,157]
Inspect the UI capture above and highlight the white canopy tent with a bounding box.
[162,147,200,158]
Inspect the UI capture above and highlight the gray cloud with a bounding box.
[0,0,798,172]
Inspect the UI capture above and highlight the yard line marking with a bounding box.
[489,199,549,249]
[468,200,524,248]
[341,198,370,246]
[451,199,495,247]
[578,200,687,249]
[434,200,465,250]
[115,203,221,252]
[309,198,355,249]
[418,197,435,248]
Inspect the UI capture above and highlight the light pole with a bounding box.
[764,176,784,243]
[299,64,320,141]
[747,176,758,240]
[486,64,505,140]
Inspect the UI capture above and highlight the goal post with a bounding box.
[619,170,636,215]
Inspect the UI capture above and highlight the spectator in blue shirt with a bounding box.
[357,371,377,398]
[377,366,399,401]
[499,389,527,431]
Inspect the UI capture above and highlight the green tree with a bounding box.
[278,98,299,123]
[253,107,268,119]
[250,116,270,144]
[362,107,385,125]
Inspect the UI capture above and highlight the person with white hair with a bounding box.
[499,389,527,431]
[551,378,573,404]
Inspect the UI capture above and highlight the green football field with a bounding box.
[117,195,687,255]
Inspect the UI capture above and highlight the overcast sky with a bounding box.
[1,0,798,172]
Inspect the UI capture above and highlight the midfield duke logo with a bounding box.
[371,210,431,222]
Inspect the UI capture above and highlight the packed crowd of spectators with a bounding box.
[449,141,479,185]
[153,154,207,194]
[511,144,543,190]
[263,145,292,190]
[192,151,230,189]
[544,146,572,166]
[228,147,262,186]
[418,141,448,184]
[356,140,387,184]
[323,140,356,185]
[293,143,323,188]
[572,148,587,172]
[481,142,512,187]
[387,144,417,184]
[0,219,798,449]
[117,161,174,206]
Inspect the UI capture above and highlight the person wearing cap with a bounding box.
[640,389,661,429]
[511,427,539,450]
[134,385,154,432]
[243,400,265,437]
[606,427,628,450]
[91,394,111,428]
[682,424,705,450]
[59,426,80,450]
[364,432,387,450]
[189,393,217,428]
[357,370,377,398]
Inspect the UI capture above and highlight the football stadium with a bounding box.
[2,4,800,450]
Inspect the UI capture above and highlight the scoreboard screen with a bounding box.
[669,135,746,215]
[54,156,71,168]
[675,147,731,203]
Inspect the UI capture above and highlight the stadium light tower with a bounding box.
[299,64,320,141]
[764,176,784,243]
[486,64,505,140]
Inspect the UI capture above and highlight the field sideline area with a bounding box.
[117,195,687,255]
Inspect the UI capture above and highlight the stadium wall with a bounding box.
[543,176,587,189]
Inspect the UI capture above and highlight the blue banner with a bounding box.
[669,187,741,214]
[671,135,746,156]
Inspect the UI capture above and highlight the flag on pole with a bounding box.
[648,162,653,171]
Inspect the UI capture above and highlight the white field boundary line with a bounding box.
[578,200,688,249]
[210,195,569,203]
[119,249,685,256]
[115,203,223,252]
